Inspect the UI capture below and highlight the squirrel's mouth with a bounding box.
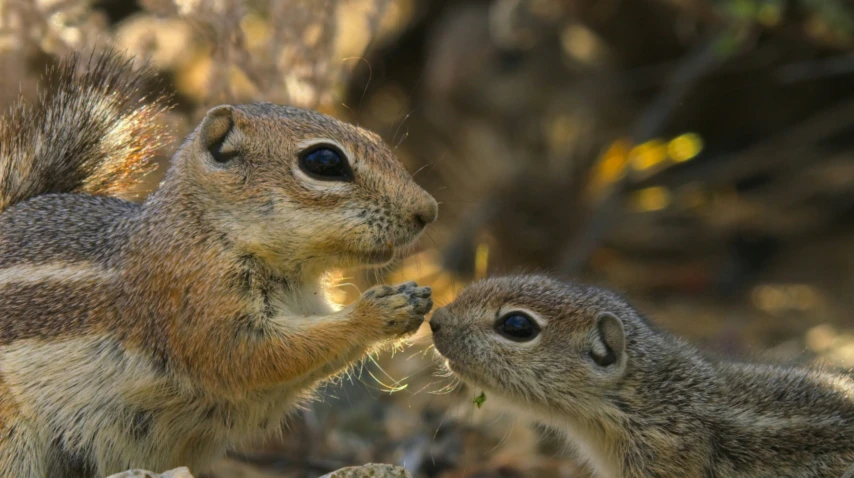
[434,344,474,380]
[360,247,396,264]
[355,233,424,265]
[347,243,397,265]
[434,344,496,394]
[442,359,494,393]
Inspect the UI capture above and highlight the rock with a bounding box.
[318,463,412,478]
[106,467,193,478]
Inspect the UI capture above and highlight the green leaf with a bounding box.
[473,391,487,409]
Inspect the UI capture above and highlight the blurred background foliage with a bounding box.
[3,0,854,476]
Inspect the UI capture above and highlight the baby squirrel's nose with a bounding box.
[429,307,446,333]
[413,196,439,228]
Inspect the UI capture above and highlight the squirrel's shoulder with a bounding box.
[0,193,138,267]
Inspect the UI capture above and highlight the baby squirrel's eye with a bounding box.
[495,312,539,342]
[298,146,353,181]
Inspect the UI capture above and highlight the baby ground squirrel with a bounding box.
[0,51,436,477]
[431,275,854,477]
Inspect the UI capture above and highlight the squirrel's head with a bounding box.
[171,103,437,272]
[431,275,644,414]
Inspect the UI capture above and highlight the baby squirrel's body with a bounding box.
[0,52,436,477]
[431,275,854,478]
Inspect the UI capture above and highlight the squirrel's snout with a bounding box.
[413,196,439,228]
[430,307,447,333]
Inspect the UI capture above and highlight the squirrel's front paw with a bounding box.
[359,281,432,338]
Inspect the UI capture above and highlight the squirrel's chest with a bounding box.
[263,279,339,316]
[107,377,305,472]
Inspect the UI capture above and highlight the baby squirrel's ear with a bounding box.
[589,312,626,368]
[199,105,240,163]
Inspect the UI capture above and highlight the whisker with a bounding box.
[340,101,356,119]
[486,417,516,454]
[392,110,415,146]
[411,162,432,178]
[340,56,373,114]
[394,129,409,149]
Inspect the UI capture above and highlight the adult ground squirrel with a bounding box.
[0,51,436,477]
[431,275,854,477]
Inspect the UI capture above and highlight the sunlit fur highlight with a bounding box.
[0,50,169,211]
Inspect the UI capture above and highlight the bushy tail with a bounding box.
[0,49,171,212]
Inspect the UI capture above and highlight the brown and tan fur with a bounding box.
[0,51,437,477]
[431,275,854,478]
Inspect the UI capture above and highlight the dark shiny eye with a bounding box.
[495,312,539,342]
[298,146,353,181]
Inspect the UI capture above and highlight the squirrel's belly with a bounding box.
[0,335,303,474]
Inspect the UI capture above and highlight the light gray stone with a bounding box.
[106,467,193,478]
[319,463,412,478]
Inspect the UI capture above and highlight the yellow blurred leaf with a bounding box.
[240,12,271,51]
[629,186,671,212]
[667,133,704,163]
[475,242,489,281]
[587,138,631,200]
[630,139,668,172]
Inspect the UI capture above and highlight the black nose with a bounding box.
[414,213,430,228]
[430,308,445,333]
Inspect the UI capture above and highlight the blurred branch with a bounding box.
[558,31,731,276]
[630,33,729,141]
[775,54,854,84]
[660,0,854,50]
[640,94,854,190]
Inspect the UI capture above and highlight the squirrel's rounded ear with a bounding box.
[199,105,239,163]
[589,312,626,368]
